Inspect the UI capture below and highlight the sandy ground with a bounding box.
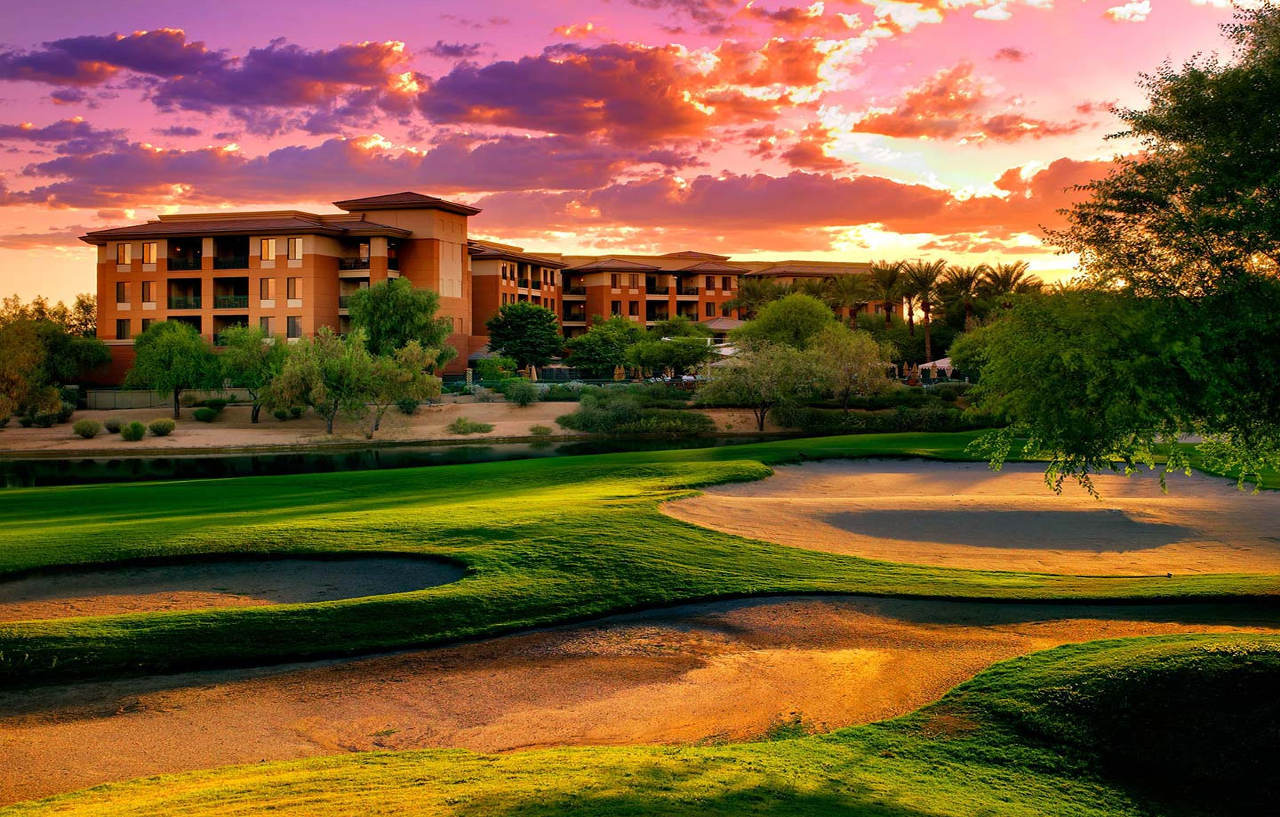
[0,557,462,623]
[1,594,1276,804]
[0,403,770,455]
[663,459,1280,575]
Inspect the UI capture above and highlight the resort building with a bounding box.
[83,190,896,380]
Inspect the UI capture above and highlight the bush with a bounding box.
[72,419,102,439]
[200,398,228,413]
[289,406,304,419]
[529,424,553,438]
[56,401,76,423]
[17,415,33,428]
[771,403,998,434]
[273,408,290,421]
[555,388,714,436]
[446,416,494,435]
[104,417,124,434]
[120,421,146,441]
[396,397,420,415]
[542,382,584,402]
[148,418,176,437]
[506,379,540,407]
[32,411,59,428]
[475,356,517,381]
[193,407,218,422]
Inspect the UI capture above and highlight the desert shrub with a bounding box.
[447,416,494,435]
[0,416,9,428]
[927,382,971,403]
[273,408,290,421]
[529,424,553,438]
[289,406,304,419]
[17,415,34,428]
[32,411,59,428]
[396,397,419,415]
[506,379,540,407]
[72,419,102,439]
[200,398,228,413]
[148,418,176,436]
[193,407,218,422]
[56,401,76,423]
[542,382,584,402]
[771,403,998,434]
[120,421,146,441]
[103,417,123,433]
[556,388,713,436]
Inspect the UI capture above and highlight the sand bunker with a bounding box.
[0,594,1274,804]
[0,556,464,622]
[662,459,1280,575]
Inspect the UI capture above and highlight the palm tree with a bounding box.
[904,259,948,363]
[981,261,1044,310]
[725,278,783,319]
[824,273,873,322]
[940,264,988,329]
[868,260,905,328]
[788,278,828,301]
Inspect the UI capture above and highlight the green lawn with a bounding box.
[1,431,1277,686]
[7,632,1277,816]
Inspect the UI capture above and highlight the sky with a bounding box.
[0,0,1255,303]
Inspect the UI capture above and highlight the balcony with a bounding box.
[339,257,370,271]
[168,295,202,310]
[529,280,542,291]
[214,294,249,309]
[166,256,201,271]
[645,283,670,295]
[563,284,586,296]
[338,295,352,308]
[213,255,248,270]
[517,278,530,288]
[387,257,399,271]
[676,284,700,296]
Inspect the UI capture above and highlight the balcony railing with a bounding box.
[517,279,530,288]
[338,295,353,308]
[213,294,249,309]
[529,281,542,290]
[213,255,248,270]
[676,285,700,296]
[645,284,669,295]
[563,285,586,295]
[166,257,201,271]
[168,295,202,310]
[339,257,370,270]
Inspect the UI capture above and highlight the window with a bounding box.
[610,274,620,289]
[260,277,275,299]
[142,281,155,303]
[115,281,128,303]
[142,242,157,264]
[721,305,731,317]
[610,300,622,316]
[358,242,370,260]
[628,301,639,317]
[721,276,732,290]
[260,316,273,333]
[287,238,303,261]
[141,318,154,332]
[261,238,276,261]
[286,277,299,299]
[705,276,714,290]
[115,243,131,264]
[705,302,714,317]
[286,316,302,339]
[628,274,639,289]
[115,318,130,340]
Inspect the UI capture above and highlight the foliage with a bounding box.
[125,321,220,420]
[855,313,960,366]
[505,378,540,407]
[808,323,895,411]
[555,387,713,435]
[625,336,714,375]
[119,421,146,441]
[199,398,228,413]
[474,356,518,381]
[366,341,443,438]
[0,292,97,336]
[446,416,494,434]
[724,277,784,318]
[938,265,987,329]
[72,419,101,439]
[219,325,287,423]
[773,403,997,434]
[103,417,123,434]
[0,318,108,420]
[266,327,375,435]
[731,294,835,349]
[485,302,563,369]
[346,278,456,368]
[903,259,949,362]
[696,342,820,431]
[649,315,712,339]
[868,260,905,327]
[528,424,553,438]
[148,418,176,437]
[272,408,290,421]
[564,317,647,377]
[396,397,419,415]
[193,407,218,422]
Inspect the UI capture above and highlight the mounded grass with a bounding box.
[7,633,1277,816]
[1,431,1277,685]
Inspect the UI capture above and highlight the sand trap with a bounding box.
[662,459,1280,575]
[0,594,1274,804]
[0,556,464,622]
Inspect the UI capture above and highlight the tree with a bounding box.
[808,324,895,412]
[366,341,442,438]
[732,293,835,349]
[0,322,47,420]
[347,278,456,368]
[696,342,819,431]
[267,327,374,434]
[649,315,712,339]
[220,325,287,423]
[485,302,563,369]
[823,273,873,321]
[626,337,714,376]
[939,265,987,329]
[868,260,905,328]
[725,278,783,318]
[125,321,219,419]
[904,259,948,363]
[564,317,646,377]
[1,293,96,336]
[981,262,1044,310]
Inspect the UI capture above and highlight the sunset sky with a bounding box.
[0,0,1253,303]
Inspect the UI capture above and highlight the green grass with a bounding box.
[1,431,1278,686]
[8,633,1278,816]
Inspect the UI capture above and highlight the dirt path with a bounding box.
[0,557,463,622]
[663,459,1280,575]
[2,595,1275,805]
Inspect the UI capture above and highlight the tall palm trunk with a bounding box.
[906,299,916,335]
[921,303,933,362]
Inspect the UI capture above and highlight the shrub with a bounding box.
[200,398,228,413]
[103,417,124,433]
[289,406,304,419]
[396,397,419,415]
[17,415,33,428]
[542,382,583,402]
[148,418,176,437]
[120,421,146,441]
[180,392,199,407]
[529,424,553,438]
[32,411,59,428]
[506,379,540,408]
[72,419,102,439]
[273,408,290,421]
[193,407,218,422]
[447,416,494,435]
[56,401,76,423]
[555,388,714,436]
[770,403,998,435]
[475,356,517,381]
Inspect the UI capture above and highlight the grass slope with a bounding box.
[1,431,1278,686]
[7,633,1277,816]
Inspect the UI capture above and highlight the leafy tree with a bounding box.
[125,321,219,419]
[564,317,645,377]
[367,341,442,438]
[474,356,518,381]
[347,278,456,368]
[904,259,948,362]
[808,324,895,411]
[725,278,784,318]
[626,337,714,376]
[855,313,959,366]
[485,302,563,369]
[868,260,905,328]
[267,327,374,434]
[0,322,47,420]
[732,293,835,349]
[219,325,287,423]
[696,342,819,431]
[1,293,96,336]
[649,315,712,339]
